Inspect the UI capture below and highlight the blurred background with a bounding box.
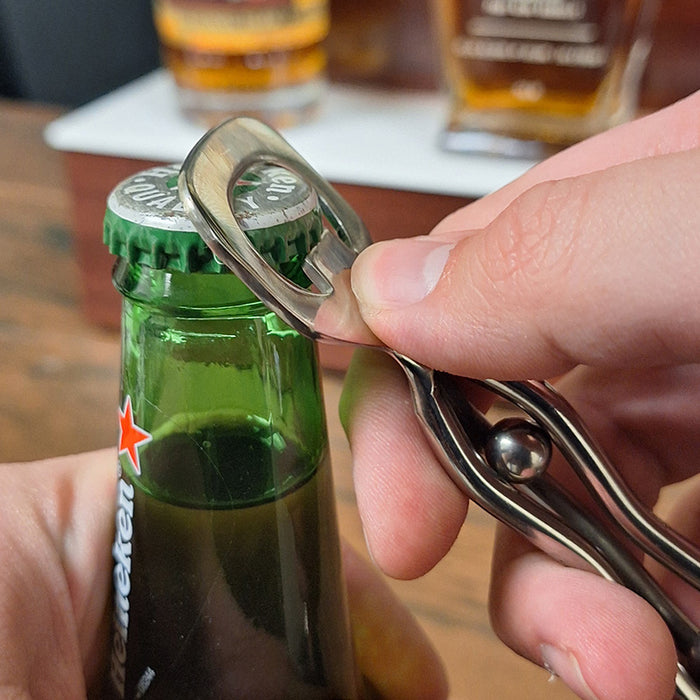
[0,0,160,105]
[1,0,697,111]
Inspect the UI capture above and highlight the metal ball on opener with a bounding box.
[485,417,552,483]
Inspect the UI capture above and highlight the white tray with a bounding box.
[45,69,536,199]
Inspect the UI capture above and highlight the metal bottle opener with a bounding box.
[179,117,700,699]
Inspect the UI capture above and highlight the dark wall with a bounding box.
[0,0,160,106]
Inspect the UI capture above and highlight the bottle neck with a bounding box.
[112,257,260,316]
[113,255,327,509]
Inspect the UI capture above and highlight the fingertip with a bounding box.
[490,528,678,700]
[357,459,467,580]
[350,390,468,579]
[341,351,468,579]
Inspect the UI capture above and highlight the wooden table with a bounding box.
[0,98,575,700]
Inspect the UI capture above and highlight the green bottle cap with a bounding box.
[104,163,322,285]
[104,164,226,273]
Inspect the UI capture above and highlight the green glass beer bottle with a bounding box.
[103,163,360,699]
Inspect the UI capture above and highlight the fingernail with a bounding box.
[540,644,600,700]
[361,527,378,568]
[351,238,454,310]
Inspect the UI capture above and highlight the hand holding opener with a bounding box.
[179,117,700,699]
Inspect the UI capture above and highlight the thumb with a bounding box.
[351,148,700,379]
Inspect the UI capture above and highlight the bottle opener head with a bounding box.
[179,117,378,346]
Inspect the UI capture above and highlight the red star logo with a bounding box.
[118,396,152,475]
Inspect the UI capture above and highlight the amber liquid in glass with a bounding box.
[434,0,657,156]
[153,0,329,127]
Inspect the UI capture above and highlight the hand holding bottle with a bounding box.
[342,91,700,700]
[0,449,447,699]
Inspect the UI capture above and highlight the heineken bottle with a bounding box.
[103,163,360,699]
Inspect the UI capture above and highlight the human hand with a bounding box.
[0,450,446,699]
[341,91,700,700]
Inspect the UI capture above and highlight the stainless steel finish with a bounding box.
[484,418,552,482]
[178,117,376,347]
[180,117,700,699]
